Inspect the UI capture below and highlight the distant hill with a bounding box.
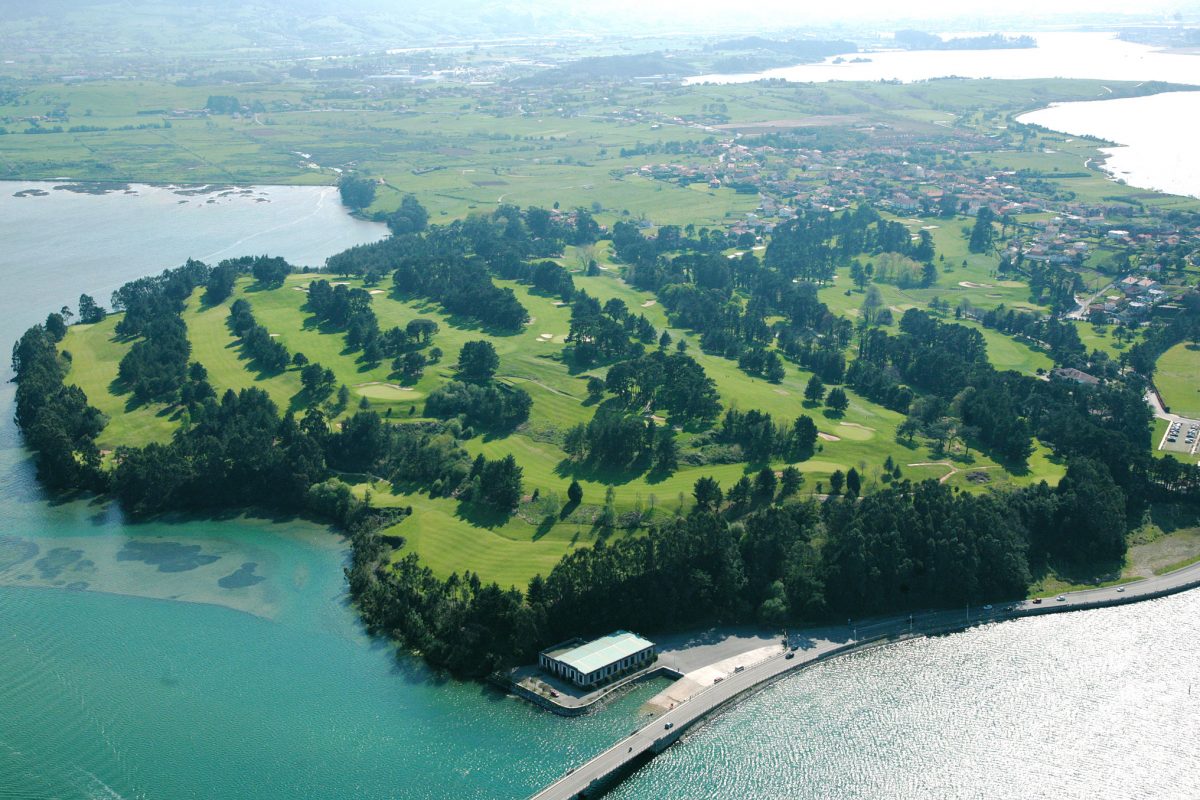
[707,37,856,59]
[519,53,698,86]
[894,30,1037,51]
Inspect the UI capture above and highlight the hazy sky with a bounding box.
[578,0,1197,27]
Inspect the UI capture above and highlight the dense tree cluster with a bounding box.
[11,324,106,491]
[117,316,190,403]
[228,298,289,372]
[562,410,658,470]
[603,349,720,423]
[338,174,377,210]
[305,279,412,364]
[713,408,818,462]
[424,381,532,431]
[567,291,655,366]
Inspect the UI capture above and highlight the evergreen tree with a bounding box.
[826,387,850,414]
[846,467,862,496]
[804,375,826,404]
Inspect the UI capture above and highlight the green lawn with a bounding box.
[56,260,1070,586]
[59,316,178,450]
[1156,342,1200,418]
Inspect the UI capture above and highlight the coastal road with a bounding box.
[528,559,1200,800]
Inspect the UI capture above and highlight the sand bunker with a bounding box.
[536,333,554,341]
[641,300,657,307]
[817,432,841,441]
[958,281,993,289]
[368,289,384,295]
[292,286,309,292]
[356,382,418,400]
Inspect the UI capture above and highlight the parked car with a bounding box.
[785,652,795,660]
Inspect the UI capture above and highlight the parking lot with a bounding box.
[1159,417,1200,455]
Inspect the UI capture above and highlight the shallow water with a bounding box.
[0,185,653,800]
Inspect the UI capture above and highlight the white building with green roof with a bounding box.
[538,631,656,688]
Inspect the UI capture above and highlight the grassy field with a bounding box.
[58,255,1070,586]
[60,316,179,450]
[5,76,1198,231]
[1155,342,1200,418]
[44,75,1173,587]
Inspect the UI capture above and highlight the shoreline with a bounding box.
[1016,92,1200,202]
[528,559,1200,800]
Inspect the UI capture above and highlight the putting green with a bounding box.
[357,383,423,401]
[837,422,876,441]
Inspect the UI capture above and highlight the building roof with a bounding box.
[548,631,654,675]
[1051,367,1100,386]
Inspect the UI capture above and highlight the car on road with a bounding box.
[785,652,795,660]
[664,722,674,730]
[1117,586,1125,593]
[1056,595,1066,602]
[1032,597,1042,604]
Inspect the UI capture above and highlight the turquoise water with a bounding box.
[0,184,668,799]
[3,182,1200,799]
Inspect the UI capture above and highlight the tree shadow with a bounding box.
[243,279,289,294]
[1030,554,1125,587]
[559,498,580,520]
[553,457,644,487]
[532,515,556,541]
[287,387,327,415]
[1146,503,1200,534]
[453,500,514,530]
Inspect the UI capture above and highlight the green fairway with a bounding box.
[1156,343,1200,418]
[60,317,178,450]
[56,258,1070,586]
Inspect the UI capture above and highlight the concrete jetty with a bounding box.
[528,560,1200,800]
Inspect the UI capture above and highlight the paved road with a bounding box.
[1066,279,1115,320]
[528,559,1200,800]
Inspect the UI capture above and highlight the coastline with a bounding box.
[1017,91,1200,201]
[529,559,1200,800]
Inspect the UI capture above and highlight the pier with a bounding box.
[529,560,1200,800]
